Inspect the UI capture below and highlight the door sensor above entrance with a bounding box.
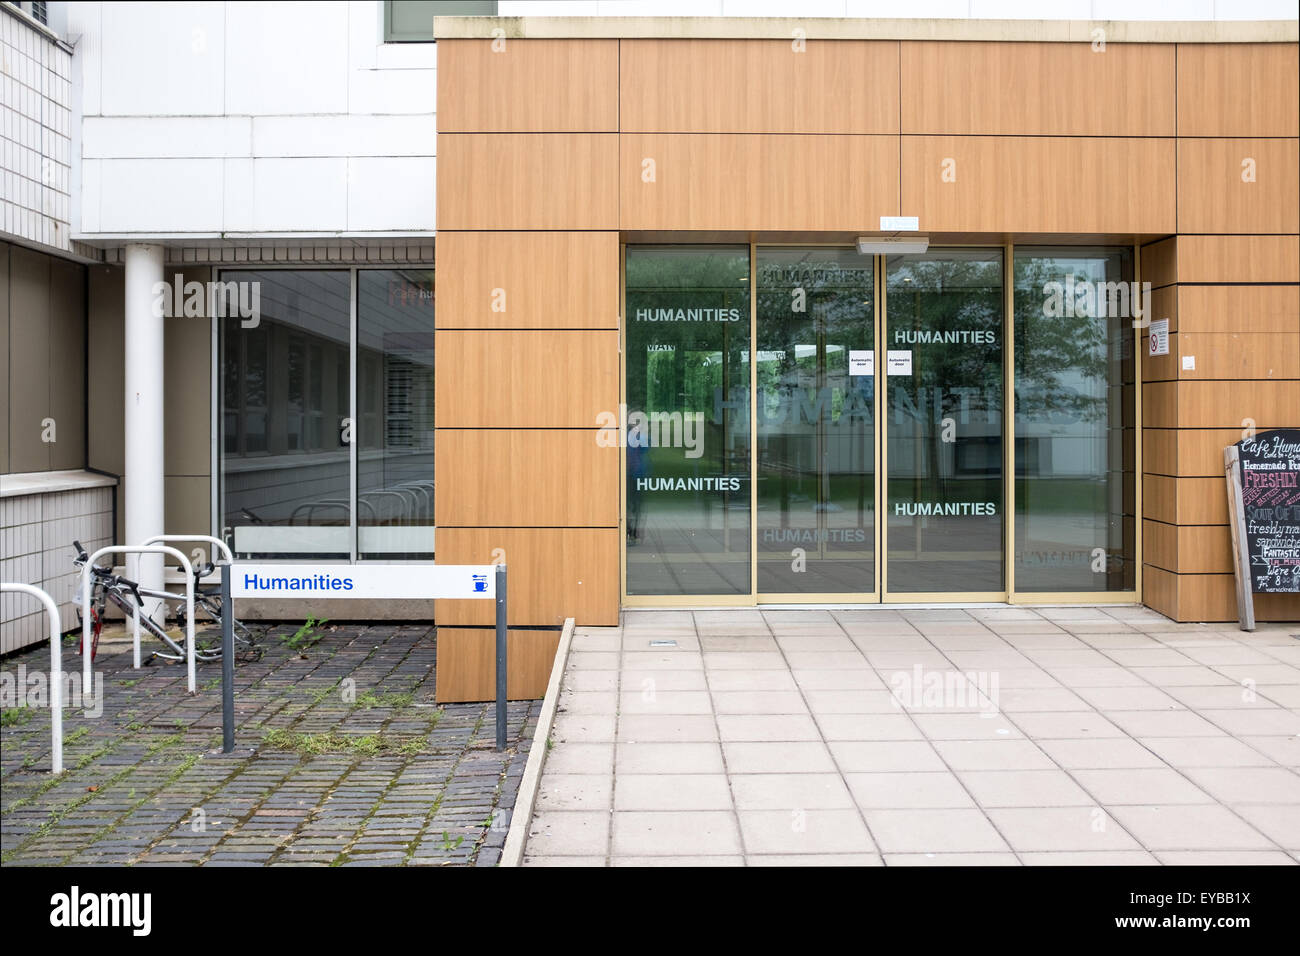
[857,237,930,255]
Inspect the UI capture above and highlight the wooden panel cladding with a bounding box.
[619,133,899,231]
[901,136,1175,234]
[1177,43,1300,138]
[1149,286,1175,335]
[434,429,618,527]
[435,232,619,330]
[436,330,618,427]
[1173,285,1299,335]
[1142,564,1178,620]
[1143,380,1300,429]
[1175,236,1300,284]
[1143,474,1227,525]
[1149,235,1300,291]
[1181,331,1299,381]
[1141,333,1178,385]
[1141,288,1299,378]
[1143,567,1300,623]
[1146,427,1261,478]
[1144,331,1300,383]
[1142,474,1177,524]
[620,39,899,134]
[1145,520,1234,575]
[436,528,619,626]
[1142,428,1177,476]
[436,39,619,132]
[1141,238,1177,289]
[902,41,1175,136]
[1177,138,1300,235]
[1178,380,1300,429]
[435,628,560,703]
[436,134,618,230]
[1142,517,1177,571]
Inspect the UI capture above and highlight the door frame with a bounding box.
[619,240,1142,609]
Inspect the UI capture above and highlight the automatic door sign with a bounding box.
[1235,429,1300,593]
[886,350,913,376]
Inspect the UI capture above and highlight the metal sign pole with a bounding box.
[495,564,507,750]
[221,562,235,752]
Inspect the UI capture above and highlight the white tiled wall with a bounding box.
[0,7,73,252]
[71,0,437,239]
[1,488,114,653]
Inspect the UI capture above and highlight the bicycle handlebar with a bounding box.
[115,576,144,607]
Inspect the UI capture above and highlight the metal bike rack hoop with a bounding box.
[0,582,64,773]
[81,545,198,693]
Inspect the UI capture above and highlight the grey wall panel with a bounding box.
[0,242,10,474]
[8,246,52,473]
[49,257,87,470]
[165,266,213,479]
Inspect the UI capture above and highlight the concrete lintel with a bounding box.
[434,16,1299,44]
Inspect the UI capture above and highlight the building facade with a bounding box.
[1,1,1298,700]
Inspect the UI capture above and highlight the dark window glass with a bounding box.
[385,0,496,42]
[357,269,436,560]
[219,270,351,559]
[1014,248,1136,591]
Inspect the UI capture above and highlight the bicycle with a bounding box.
[72,541,257,664]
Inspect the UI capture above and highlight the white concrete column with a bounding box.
[123,243,166,620]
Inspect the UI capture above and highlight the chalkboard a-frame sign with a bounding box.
[1224,429,1300,630]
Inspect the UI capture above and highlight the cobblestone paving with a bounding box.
[1,623,539,867]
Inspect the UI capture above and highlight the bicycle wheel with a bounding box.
[197,595,256,647]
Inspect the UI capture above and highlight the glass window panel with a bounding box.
[625,246,751,596]
[885,249,1005,593]
[219,270,352,559]
[1014,247,1136,592]
[357,269,437,560]
[385,0,497,42]
[756,248,875,594]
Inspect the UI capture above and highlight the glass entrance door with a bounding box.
[624,246,752,597]
[755,249,876,597]
[883,250,1006,596]
[622,243,1136,606]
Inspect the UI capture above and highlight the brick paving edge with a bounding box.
[499,617,574,867]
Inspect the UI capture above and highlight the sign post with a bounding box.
[495,564,508,750]
[221,562,235,753]
[1224,429,1300,630]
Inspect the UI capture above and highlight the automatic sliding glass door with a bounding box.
[755,248,876,597]
[883,250,1005,596]
[621,243,1136,606]
[624,246,752,596]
